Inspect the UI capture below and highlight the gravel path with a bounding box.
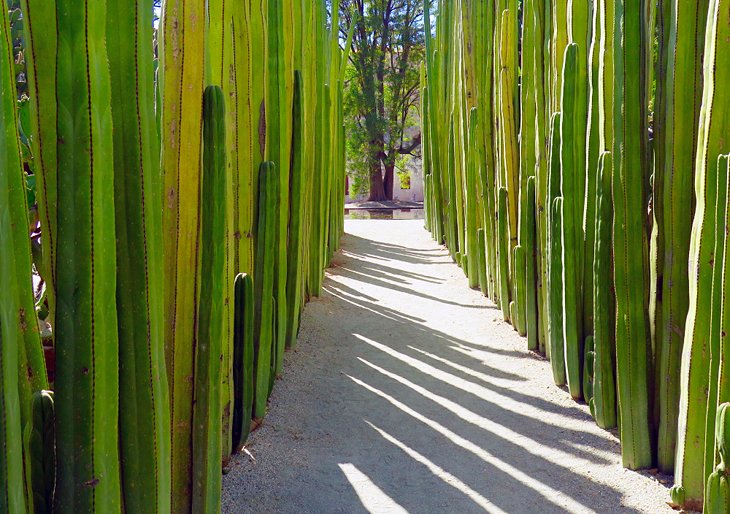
[222,219,675,514]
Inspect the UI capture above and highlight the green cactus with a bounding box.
[465,108,479,288]
[547,113,566,386]
[584,335,595,409]
[107,0,171,510]
[19,0,58,327]
[54,0,123,509]
[24,390,55,514]
[477,228,488,296]
[232,273,255,453]
[498,187,511,321]
[159,0,206,509]
[0,9,37,511]
[550,197,566,386]
[286,70,305,349]
[190,85,226,514]
[525,176,538,352]
[514,246,527,336]
[675,0,730,505]
[592,152,617,429]
[560,43,584,401]
[705,404,730,513]
[254,162,279,420]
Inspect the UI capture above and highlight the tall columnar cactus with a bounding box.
[674,0,730,505]
[592,152,617,429]
[107,0,171,510]
[232,273,255,453]
[19,0,57,327]
[560,43,584,401]
[159,0,205,509]
[705,403,730,513]
[465,108,480,288]
[191,86,226,514]
[254,162,279,420]
[0,7,40,511]
[709,154,730,484]
[513,246,527,336]
[547,114,566,385]
[652,0,709,474]
[286,70,305,348]
[525,176,538,352]
[498,187,511,321]
[477,228,488,296]
[612,0,653,471]
[53,0,123,511]
[24,390,55,514]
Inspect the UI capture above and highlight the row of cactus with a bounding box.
[422,0,730,510]
[0,0,349,511]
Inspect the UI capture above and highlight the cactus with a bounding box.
[19,0,58,327]
[465,108,479,288]
[190,86,226,514]
[286,71,305,348]
[612,0,653,470]
[547,113,566,386]
[159,0,205,509]
[550,197,566,386]
[584,335,595,409]
[705,404,730,514]
[709,155,730,484]
[477,228,488,296]
[254,162,279,420]
[675,0,730,505]
[498,187,511,321]
[232,273,255,453]
[592,152,617,429]
[513,246,527,336]
[0,7,38,511]
[107,0,171,510]
[560,43,584,401]
[54,0,123,509]
[24,390,55,514]
[652,0,709,475]
[525,176,538,352]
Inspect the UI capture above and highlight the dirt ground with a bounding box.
[222,219,677,514]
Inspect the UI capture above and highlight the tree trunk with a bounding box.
[368,163,386,201]
[383,163,395,200]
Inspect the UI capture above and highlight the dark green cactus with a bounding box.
[560,43,584,401]
[54,0,123,509]
[232,273,255,453]
[24,390,55,514]
[525,176,538,352]
[705,404,730,513]
[514,246,527,336]
[108,0,171,510]
[550,197,566,386]
[592,152,617,429]
[191,85,227,514]
[254,162,279,420]
[286,70,305,349]
[498,187,511,321]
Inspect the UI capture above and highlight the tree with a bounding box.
[340,0,425,201]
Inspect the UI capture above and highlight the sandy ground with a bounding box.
[222,219,677,514]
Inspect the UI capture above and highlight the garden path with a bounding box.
[222,219,675,514]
